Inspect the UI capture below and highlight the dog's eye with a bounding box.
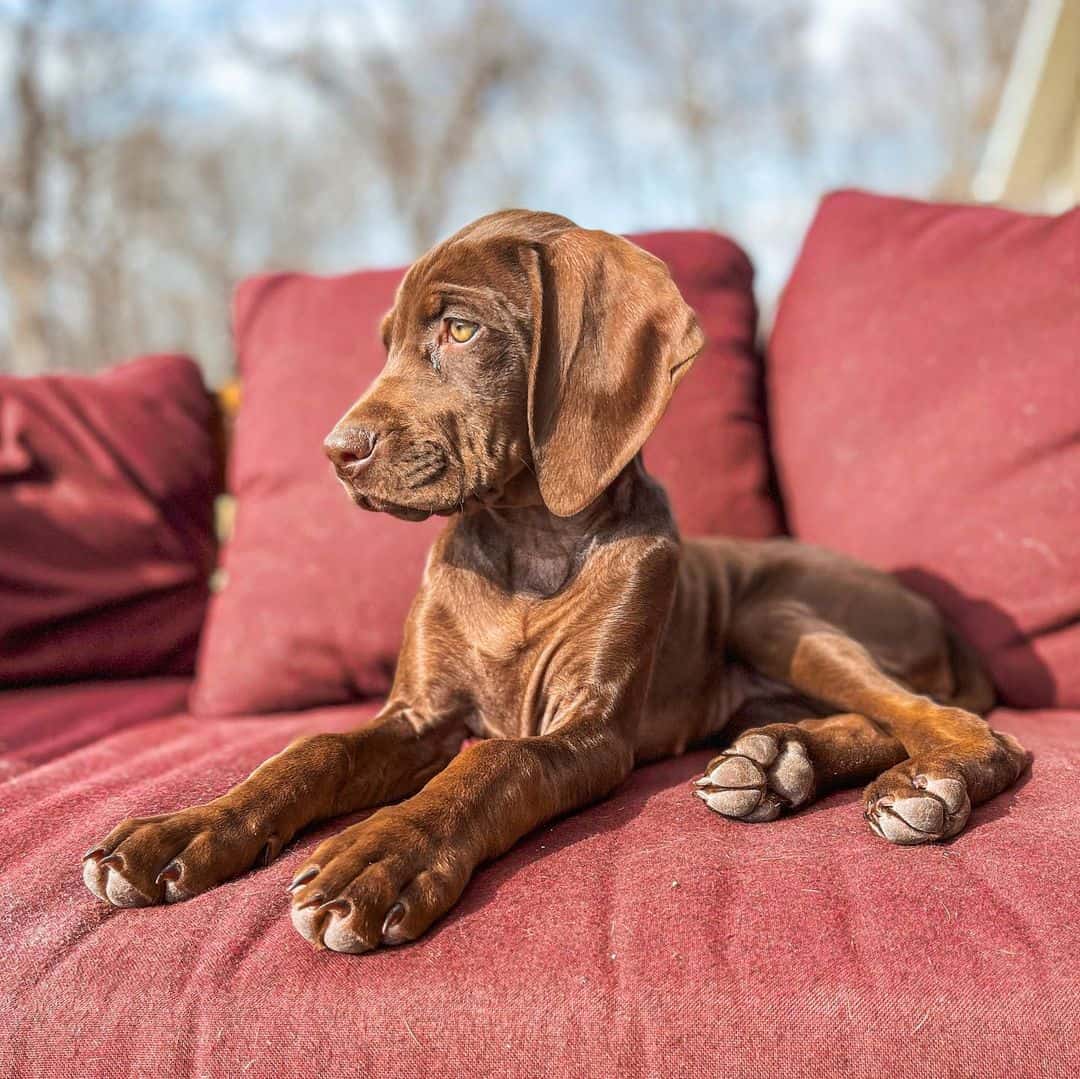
[448,319,478,344]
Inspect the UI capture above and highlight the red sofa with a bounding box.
[2,192,1078,1078]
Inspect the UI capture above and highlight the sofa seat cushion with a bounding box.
[0,677,191,781]
[192,230,783,717]
[2,701,1077,1078]
[768,191,1080,709]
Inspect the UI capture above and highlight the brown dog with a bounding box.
[83,210,1030,952]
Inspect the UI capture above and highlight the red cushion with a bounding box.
[0,677,190,781]
[2,695,1076,1075]
[0,355,217,685]
[769,191,1080,708]
[192,232,782,716]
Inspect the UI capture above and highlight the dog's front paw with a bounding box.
[83,806,280,907]
[288,805,470,954]
[694,724,816,822]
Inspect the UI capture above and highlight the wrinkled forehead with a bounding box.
[389,240,526,335]
[387,210,578,338]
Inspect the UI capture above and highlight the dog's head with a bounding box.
[324,210,704,520]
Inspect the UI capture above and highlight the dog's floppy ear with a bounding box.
[526,228,704,518]
[378,309,394,349]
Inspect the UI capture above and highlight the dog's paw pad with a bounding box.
[768,740,814,805]
[694,726,815,823]
[695,753,762,789]
[866,771,970,845]
[695,779,764,818]
[290,892,374,954]
[730,733,777,766]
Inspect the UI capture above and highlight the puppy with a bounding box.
[84,210,1029,952]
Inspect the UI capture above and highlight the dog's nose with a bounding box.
[324,426,378,475]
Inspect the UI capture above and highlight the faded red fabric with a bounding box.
[769,191,1080,708]
[0,677,190,781]
[1,687,1076,1078]
[0,355,217,685]
[192,232,782,716]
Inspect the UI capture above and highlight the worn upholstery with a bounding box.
[0,677,190,781]
[1,691,1077,1078]
[2,193,1078,1077]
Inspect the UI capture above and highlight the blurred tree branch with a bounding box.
[234,0,551,253]
[0,0,1030,380]
[2,0,52,374]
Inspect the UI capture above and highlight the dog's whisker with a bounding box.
[511,447,536,478]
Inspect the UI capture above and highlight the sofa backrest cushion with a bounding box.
[191,230,783,716]
[768,190,1080,708]
[0,354,217,684]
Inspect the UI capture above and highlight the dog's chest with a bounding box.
[419,568,591,739]
[467,601,568,739]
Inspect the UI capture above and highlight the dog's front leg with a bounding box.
[83,705,465,908]
[287,539,678,952]
[288,703,638,953]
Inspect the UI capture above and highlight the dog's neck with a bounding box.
[446,456,665,597]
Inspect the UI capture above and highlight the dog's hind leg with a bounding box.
[721,604,1029,844]
[695,702,905,822]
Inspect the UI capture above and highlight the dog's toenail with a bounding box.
[382,902,406,935]
[296,892,325,910]
[100,854,124,870]
[288,867,319,892]
[82,847,107,862]
[317,898,351,917]
[156,863,182,884]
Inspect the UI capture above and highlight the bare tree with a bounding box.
[0,1,361,379]
[619,0,814,230]
[1,0,181,373]
[237,0,555,254]
[1,1,52,374]
[0,0,1029,380]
